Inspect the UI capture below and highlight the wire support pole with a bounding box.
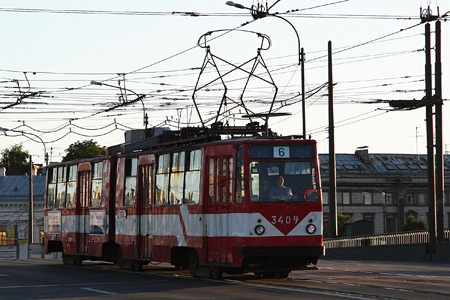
[301,47,306,138]
[328,41,338,238]
[425,23,436,255]
[28,155,34,247]
[434,20,444,243]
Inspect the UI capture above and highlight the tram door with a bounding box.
[78,169,90,254]
[115,157,140,259]
[139,163,154,258]
[206,156,233,263]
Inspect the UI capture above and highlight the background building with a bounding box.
[320,147,450,237]
[0,174,45,245]
[1,147,449,243]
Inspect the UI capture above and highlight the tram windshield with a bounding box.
[249,161,318,203]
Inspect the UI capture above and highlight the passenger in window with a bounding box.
[269,176,293,197]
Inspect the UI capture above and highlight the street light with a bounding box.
[0,126,48,166]
[90,80,148,131]
[226,1,306,138]
[226,1,301,65]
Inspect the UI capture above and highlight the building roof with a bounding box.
[0,175,46,202]
[319,152,450,178]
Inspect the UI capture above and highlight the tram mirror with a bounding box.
[304,189,318,202]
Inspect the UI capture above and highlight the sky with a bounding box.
[0,0,449,165]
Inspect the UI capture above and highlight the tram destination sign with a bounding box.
[249,145,315,159]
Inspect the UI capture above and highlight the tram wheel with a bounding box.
[62,254,71,265]
[73,256,83,266]
[188,251,199,277]
[254,271,289,279]
[275,271,290,279]
[209,266,222,280]
[131,261,143,272]
[63,253,70,265]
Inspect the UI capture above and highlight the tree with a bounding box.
[338,213,353,237]
[0,144,30,175]
[402,214,428,232]
[62,140,106,162]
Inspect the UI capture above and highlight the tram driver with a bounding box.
[269,176,293,199]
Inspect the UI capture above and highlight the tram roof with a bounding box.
[106,126,312,155]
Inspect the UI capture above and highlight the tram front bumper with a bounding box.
[237,245,325,257]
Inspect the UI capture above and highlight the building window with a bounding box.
[363,192,372,205]
[448,212,450,228]
[406,193,414,205]
[386,213,397,233]
[342,192,351,205]
[322,191,329,205]
[362,213,375,234]
[417,193,427,206]
[363,213,374,223]
[384,192,394,205]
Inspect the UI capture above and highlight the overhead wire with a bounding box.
[0,7,420,21]
[0,3,435,152]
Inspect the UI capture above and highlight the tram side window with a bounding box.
[208,159,215,203]
[124,158,137,207]
[229,158,234,203]
[56,166,67,208]
[169,152,185,205]
[141,165,153,206]
[235,145,244,204]
[46,168,57,209]
[155,153,170,205]
[79,171,90,208]
[90,162,103,208]
[65,165,77,208]
[250,162,260,201]
[185,149,201,205]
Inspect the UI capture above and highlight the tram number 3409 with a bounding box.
[271,215,299,225]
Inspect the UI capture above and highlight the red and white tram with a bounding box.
[44,130,324,279]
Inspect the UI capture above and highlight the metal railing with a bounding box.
[324,229,450,249]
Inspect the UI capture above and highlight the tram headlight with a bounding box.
[255,225,265,235]
[306,224,316,234]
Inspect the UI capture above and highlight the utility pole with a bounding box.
[28,155,34,246]
[389,8,443,250]
[425,23,436,255]
[301,47,306,139]
[434,20,444,243]
[328,41,338,238]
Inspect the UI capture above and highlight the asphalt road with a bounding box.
[1,258,449,299]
